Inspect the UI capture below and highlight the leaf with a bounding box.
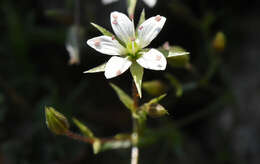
[91,23,113,37]
[72,118,94,138]
[130,62,144,98]
[168,46,190,58]
[148,94,167,105]
[137,9,146,27]
[159,44,190,68]
[110,83,134,112]
[84,63,106,73]
[165,73,183,97]
[127,0,137,18]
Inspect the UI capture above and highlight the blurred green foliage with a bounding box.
[0,0,259,163]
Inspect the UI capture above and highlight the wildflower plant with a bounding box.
[45,0,190,163]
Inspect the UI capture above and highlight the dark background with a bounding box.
[1,0,260,163]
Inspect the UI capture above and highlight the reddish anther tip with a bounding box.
[139,26,143,30]
[112,20,118,25]
[94,39,101,46]
[112,35,116,40]
[155,15,162,22]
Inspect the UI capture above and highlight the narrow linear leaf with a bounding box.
[72,118,94,138]
[148,94,167,105]
[130,62,144,98]
[168,46,190,58]
[165,74,183,97]
[137,9,146,27]
[91,23,113,37]
[84,63,106,73]
[110,83,134,112]
[127,0,137,18]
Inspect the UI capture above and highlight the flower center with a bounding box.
[125,39,142,60]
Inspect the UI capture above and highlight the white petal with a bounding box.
[137,49,167,70]
[142,0,157,8]
[87,35,125,56]
[110,11,135,44]
[137,15,166,48]
[102,0,118,5]
[105,56,132,79]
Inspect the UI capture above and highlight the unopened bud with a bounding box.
[213,32,226,53]
[145,104,168,118]
[143,80,167,96]
[45,106,70,135]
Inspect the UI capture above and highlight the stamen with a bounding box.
[129,14,134,20]
[138,26,143,30]
[131,37,136,42]
[112,14,118,19]
[94,39,101,47]
[112,20,118,25]
[155,15,162,22]
[112,35,116,40]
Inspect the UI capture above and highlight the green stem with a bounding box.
[131,81,140,164]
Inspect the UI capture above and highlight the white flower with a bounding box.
[102,0,157,8]
[87,11,166,79]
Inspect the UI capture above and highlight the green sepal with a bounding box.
[137,9,146,27]
[72,118,94,138]
[91,23,113,37]
[110,83,134,112]
[84,63,106,73]
[45,106,70,135]
[165,73,183,97]
[91,23,126,47]
[127,0,137,18]
[130,62,144,98]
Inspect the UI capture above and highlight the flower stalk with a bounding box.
[131,80,140,164]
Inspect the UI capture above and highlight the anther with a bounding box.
[94,39,101,47]
[131,37,136,41]
[155,15,162,22]
[112,20,118,25]
[112,14,118,19]
[138,26,143,30]
[112,35,116,40]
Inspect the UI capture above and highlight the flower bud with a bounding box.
[212,32,226,53]
[45,106,70,135]
[144,103,168,118]
[143,80,167,96]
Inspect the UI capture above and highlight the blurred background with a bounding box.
[1,0,260,163]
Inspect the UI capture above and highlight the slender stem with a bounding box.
[65,131,130,144]
[131,81,140,164]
